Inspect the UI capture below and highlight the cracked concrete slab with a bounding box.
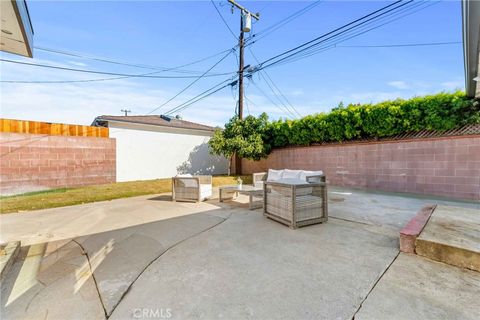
[110,212,400,320]
[355,253,480,320]
[0,241,105,320]
[0,194,225,246]
[75,212,225,316]
[2,188,478,319]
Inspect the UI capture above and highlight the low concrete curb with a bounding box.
[416,205,480,272]
[399,204,436,253]
[0,241,20,282]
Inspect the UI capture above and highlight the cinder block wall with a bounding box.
[242,135,480,200]
[0,132,116,195]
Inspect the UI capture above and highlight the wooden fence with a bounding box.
[0,118,108,137]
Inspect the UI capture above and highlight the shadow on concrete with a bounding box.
[147,195,173,201]
[1,204,233,318]
[176,143,227,175]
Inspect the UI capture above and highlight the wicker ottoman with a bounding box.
[263,180,328,229]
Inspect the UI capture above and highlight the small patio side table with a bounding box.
[219,185,264,210]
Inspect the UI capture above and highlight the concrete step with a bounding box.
[415,205,480,272]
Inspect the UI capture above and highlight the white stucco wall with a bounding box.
[108,122,228,182]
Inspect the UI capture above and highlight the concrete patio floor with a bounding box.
[1,187,479,319]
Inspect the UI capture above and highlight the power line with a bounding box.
[250,80,296,118]
[248,47,301,118]
[34,46,229,74]
[2,46,239,83]
[273,0,438,66]
[147,49,235,115]
[336,41,461,48]
[0,58,236,79]
[164,77,237,116]
[252,0,323,42]
[256,0,409,69]
[211,0,238,40]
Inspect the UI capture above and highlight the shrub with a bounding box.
[211,92,480,158]
[266,91,479,147]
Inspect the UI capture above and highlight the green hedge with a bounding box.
[266,92,480,148]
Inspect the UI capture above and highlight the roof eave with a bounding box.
[95,117,215,133]
[462,0,480,98]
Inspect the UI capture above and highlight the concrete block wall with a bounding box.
[242,135,480,201]
[0,132,116,195]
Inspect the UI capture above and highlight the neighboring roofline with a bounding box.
[462,0,480,98]
[92,117,216,133]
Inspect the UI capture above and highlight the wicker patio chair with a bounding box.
[172,175,212,202]
[263,174,328,229]
[253,172,268,188]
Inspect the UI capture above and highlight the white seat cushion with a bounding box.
[176,174,197,187]
[274,178,306,185]
[299,170,323,182]
[282,169,302,180]
[267,169,283,181]
[200,184,212,199]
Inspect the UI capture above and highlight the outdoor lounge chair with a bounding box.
[255,169,328,229]
[172,174,212,202]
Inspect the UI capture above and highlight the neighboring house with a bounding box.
[462,0,480,98]
[92,115,228,182]
[0,0,34,57]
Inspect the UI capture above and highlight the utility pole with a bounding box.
[238,15,244,119]
[121,109,131,116]
[228,0,259,120]
[228,0,259,175]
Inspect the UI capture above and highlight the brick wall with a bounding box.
[0,132,116,195]
[242,135,480,201]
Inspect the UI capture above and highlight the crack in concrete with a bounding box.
[71,239,108,319]
[103,210,234,319]
[351,251,401,320]
[330,216,378,226]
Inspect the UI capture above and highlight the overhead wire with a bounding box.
[0,58,235,79]
[146,49,235,115]
[270,0,438,66]
[2,45,239,83]
[251,0,324,42]
[258,0,439,70]
[255,0,409,70]
[248,47,301,118]
[250,80,296,118]
[34,46,231,74]
[164,77,238,116]
[336,41,461,48]
[211,0,238,40]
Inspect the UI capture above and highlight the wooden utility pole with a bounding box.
[228,0,259,175]
[228,0,259,121]
[238,15,244,120]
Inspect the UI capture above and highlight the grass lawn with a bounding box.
[0,175,252,214]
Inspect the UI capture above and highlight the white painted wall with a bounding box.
[109,122,228,182]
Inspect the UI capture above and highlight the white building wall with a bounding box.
[109,122,228,182]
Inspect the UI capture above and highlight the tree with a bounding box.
[209,113,272,173]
